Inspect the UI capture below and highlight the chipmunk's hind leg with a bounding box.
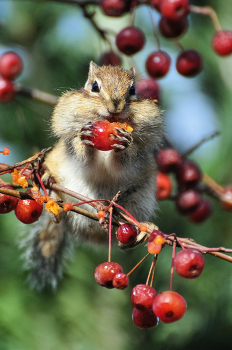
[20,212,73,291]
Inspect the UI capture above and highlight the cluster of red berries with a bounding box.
[0,185,43,224]
[156,148,212,223]
[99,0,232,102]
[94,221,205,329]
[0,51,23,103]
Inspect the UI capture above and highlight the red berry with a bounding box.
[81,120,132,151]
[150,0,163,12]
[94,262,123,288]
[112,273,129,289]
[0,78,15,103]
[156,148,182,173]
[131,284,157,311]
[100,51,122,66]
[159,16,188,38]
[116,223,137,245]
[152,291,187,323]
[14,199,43,224]
[0,186,18,214]
[136,78,160,101]
[188,199,212,223]
[212,30,232,56]
[132,308,158,329]
[0,52,23,80]
[176,161,202,187]
[146,51,171,79]
[175,189,201,214]
[116,27,145,55]
[174,248,205,278]
[161,0,189,21]
[100,0,128,17]
[156,172,172,200]
[176,50,203,77]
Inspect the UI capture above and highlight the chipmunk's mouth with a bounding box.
[106,112,126,122]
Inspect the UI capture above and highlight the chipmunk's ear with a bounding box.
[89,61,99,76]
[85,61,99,89]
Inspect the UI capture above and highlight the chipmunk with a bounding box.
[22,62,164,290]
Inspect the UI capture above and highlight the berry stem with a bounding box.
[0,178,7,185]
[108,207,113,263]
[113,202,141,227]
[190,5,222,31]
[35,173,49,197]
[127,253,150,276]
[149,256,157,287]
[146,255,157,286]
[20,162,30,176]
[203,173,225,195]
[72,199,109,207]
[169,240,176,291]
[148,7,160,50]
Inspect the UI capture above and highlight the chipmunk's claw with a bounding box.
[111,127,133,149]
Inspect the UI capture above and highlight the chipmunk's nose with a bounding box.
[107,99,125,114]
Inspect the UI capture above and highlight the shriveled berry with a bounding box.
[14,199,43,224]
[100,51,122,66]
[94,262,123,288]
[161,0,189,21]
[159,15,188,38]
[176,161,202,187]
[176,50,203,77]
[0,186,18,214]
[116,223,137,245]
[212,30,232,56]
[147,230,166,254]
[0,78,15,103]
[116,27,145,55]
[156,172,172,200]
[156,148,182,173]
[131,284,157,311]
[136,78,160,101]
[146,51,171,79]
[100,0,129,17]
[175,189,201,214]
[112,273,129,289]
[188,199,212,223]
[132,308,158,329]
[174,248,205,278]
[152,291,187,323]
[0,51,23,80]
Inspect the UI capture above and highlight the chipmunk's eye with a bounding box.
[129,84,136,95]
[91,81,100,92]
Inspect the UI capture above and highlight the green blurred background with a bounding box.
[1,1,232,349]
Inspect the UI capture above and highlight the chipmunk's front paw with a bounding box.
[111,127,133,150]
[80,122,95,147]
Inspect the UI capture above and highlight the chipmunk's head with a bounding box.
[84,61,137,121]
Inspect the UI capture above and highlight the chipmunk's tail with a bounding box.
[19,212,73,291]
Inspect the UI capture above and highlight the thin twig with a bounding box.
[182,131,220,158]
[15,85,58,105]
[0,148,52,175]
[190,5,222,31]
